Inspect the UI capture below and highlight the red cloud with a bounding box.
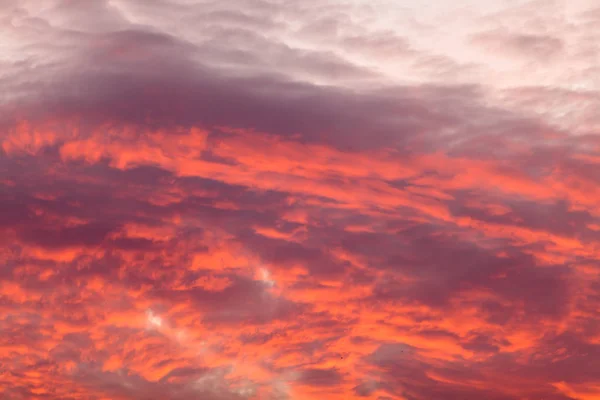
[2,1,600,399]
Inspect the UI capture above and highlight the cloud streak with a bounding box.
[1,0,600,399]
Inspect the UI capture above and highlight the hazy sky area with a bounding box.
[1,1,600,399]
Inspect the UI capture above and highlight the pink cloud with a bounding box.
[1,1,600,399]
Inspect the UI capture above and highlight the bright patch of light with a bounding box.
[146,309,163,328]
[259,268,275,287]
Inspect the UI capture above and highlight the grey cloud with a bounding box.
[471,30,564,60]
[296,367,344,387]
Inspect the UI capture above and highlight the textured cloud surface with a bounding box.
[2,0,600,399]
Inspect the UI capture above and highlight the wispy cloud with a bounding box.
[1,1,600,399]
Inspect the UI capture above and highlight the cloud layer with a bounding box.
[2,0,600,399]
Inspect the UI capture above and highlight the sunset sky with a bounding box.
[1,0,600,399]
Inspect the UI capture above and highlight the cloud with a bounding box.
[471,31,565,60]
[1,0,600,399]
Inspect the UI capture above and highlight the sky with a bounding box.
[1,0,600,399]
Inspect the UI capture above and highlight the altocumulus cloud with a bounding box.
[1,0,600,399]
